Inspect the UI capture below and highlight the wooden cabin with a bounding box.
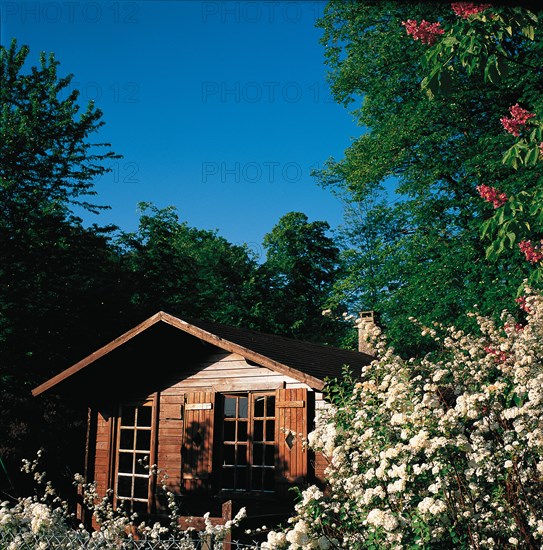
[32,312,372,528]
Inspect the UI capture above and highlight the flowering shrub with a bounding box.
[401,20,444,45]
[0,452,246,549]
[451,3,492,19]
[476,184,507,209]
[264,290,543,549]
[500,104,536,138]
[519,241,543,265]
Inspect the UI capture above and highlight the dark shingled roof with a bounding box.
[182,316,373,383]
[32,312,373,397]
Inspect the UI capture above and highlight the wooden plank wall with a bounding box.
[157,394,183,493]
[160,351,307,394]
[156,351,309,492]
[314,451,329,483]
[89,350,317,508]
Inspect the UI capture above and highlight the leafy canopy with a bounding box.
[315,1,540,355]
[259,212,349,346]
[0,39,120,218]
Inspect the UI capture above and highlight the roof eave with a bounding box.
[31,312,165,397]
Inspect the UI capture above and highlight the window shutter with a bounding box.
[275,387,308,495]
[181,391,215,492]
[93,410,114,500]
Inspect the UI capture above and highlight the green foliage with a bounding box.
[258,212,350,346]
[502,126,543,170]
[0,38,127,386]
[481,192,532,256]
[421,7,538,99]
[0,39,120,215]
[315,1,540,356]
[416,5,543,289]
[118,203,261,326]
[323,366,357,409]
[0,40,126,489]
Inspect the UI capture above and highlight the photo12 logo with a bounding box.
[62,81,140,104]
[201,2,323,24]
[236,241,264,262]
[0,2,140,23]
[201,81,333,104]
[112,161,139,184]
[202,161,305,184]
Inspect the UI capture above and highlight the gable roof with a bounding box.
[32,312,373,396]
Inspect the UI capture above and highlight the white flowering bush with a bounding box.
[0,451,246,549]
[266,289,543,549]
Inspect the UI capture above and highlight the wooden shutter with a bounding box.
[94,409,115,498]
[181,391,215,492]
[89,408,115,530]
[275,387,308,495]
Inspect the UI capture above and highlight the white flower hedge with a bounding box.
[0,451,246,549]
[265,290,543,549]
[4,291,543,549]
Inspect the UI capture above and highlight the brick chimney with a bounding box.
[357,311,378,356]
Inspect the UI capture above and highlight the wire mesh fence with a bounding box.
[0,531,262,550]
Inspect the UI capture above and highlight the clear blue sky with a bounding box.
[1,1,361,258]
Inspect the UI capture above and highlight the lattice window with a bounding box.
[221,393,275,492]
[115,401,153,513]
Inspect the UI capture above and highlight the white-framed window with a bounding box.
[115,400,154,513]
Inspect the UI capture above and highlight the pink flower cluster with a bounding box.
[402,19,445,45]
[451,2,492,18]
[504,322,524,333]
[500,104,535,137]
[484,346,507,362]
[476,184,507,208]
[519,240,543,264]
[515,296,531,313]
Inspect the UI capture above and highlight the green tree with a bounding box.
[316,1,540,356]
[1,39,119,219]
[119,203,260,327]
[0,40,124,489]
[259,212,349,346]
[0,38,125,375]
[410,5,543,285]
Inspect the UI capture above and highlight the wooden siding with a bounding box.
[86,350,318,517]
[160,351,308,395]
[314,452,328,483]
[156,351,311,493]
[159,313,325,390]
[157,393,183,494]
